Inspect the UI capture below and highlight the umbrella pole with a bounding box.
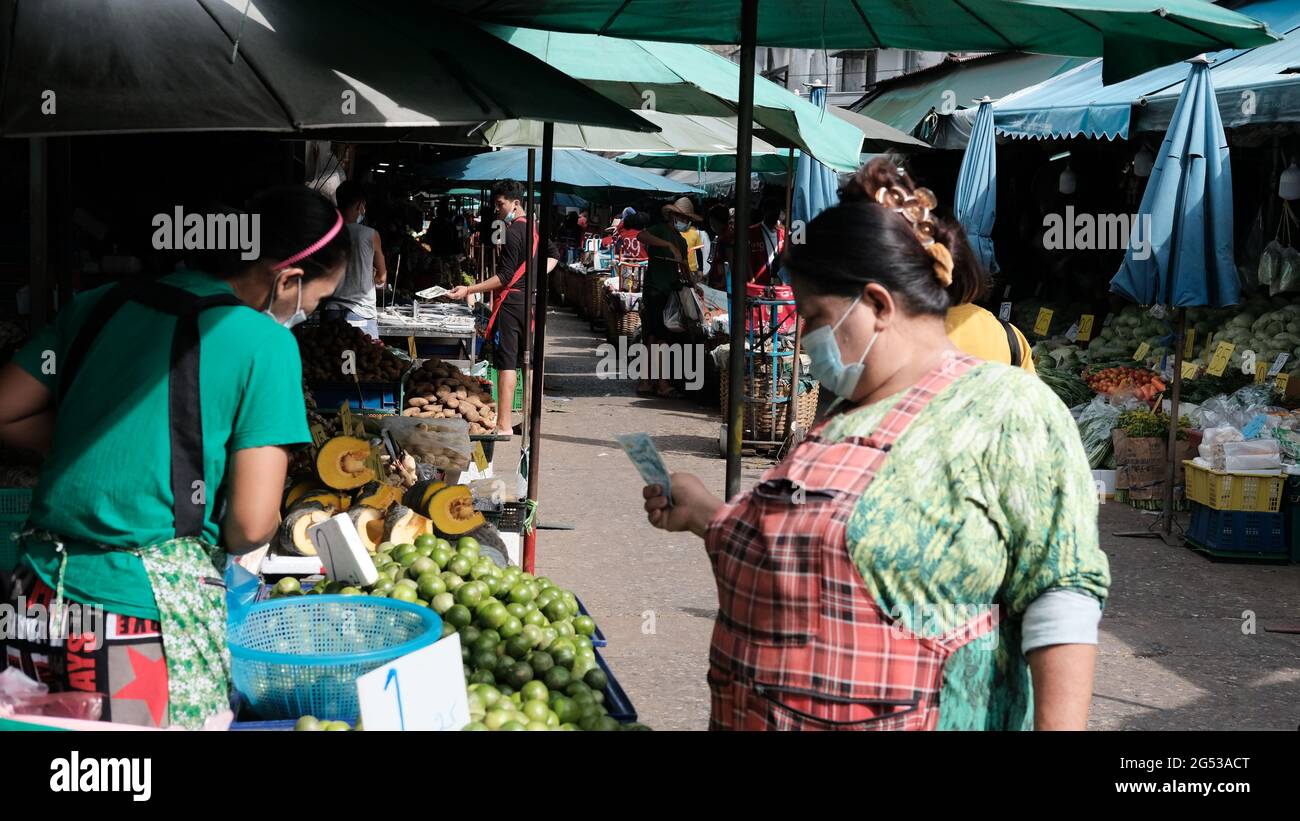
[524,122,556,574]
[1162,307,1187,542]
[726,0,759,500]
[522,151,536,447]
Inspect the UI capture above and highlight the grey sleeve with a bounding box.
[1021,588,1102,654]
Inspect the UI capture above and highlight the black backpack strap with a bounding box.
[59,279,245,539]
[1000,319,1023,368]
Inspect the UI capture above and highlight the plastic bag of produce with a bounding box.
[1273,245,1300,296]
[1273,427,1300,463]
[1075,395,1126,469]
[1224,453,1282,471]
[1258,240,1282,291]
[380,416,471,471]
[1198,425,1244,462]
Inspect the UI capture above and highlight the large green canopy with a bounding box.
[456,1,1277,83]
[481,25,875,170]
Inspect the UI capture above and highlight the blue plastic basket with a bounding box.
[228,595,442,722]
[310,383,399,413]
[1186,503,1287,555]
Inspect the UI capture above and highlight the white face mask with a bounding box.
[674,220,690,232]
[802,295,879,408]
[263,272,307,329]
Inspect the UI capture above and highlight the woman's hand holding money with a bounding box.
[643,473,722,537]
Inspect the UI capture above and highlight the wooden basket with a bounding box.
[720,363,818,441]
[588,276,608,326]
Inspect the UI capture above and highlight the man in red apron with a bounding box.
[449,179,559,434]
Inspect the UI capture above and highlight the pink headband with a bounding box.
[273,211,344,270]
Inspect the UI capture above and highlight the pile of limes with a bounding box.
[286,533,649,731]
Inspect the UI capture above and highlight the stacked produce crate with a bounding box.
[1184,460,1292,560]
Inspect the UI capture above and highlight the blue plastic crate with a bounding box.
[574,596,607,647]
[1187,503,1286,555]
[311,383,399,413]
[593,648,637,723]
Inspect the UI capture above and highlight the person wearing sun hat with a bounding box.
[662,197,707,274]
[634,198,699,398]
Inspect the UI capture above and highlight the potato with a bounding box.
[462,407,481,423]
[442,409,457,418]
[402,408,420,417]
[445,396,460,409]
[419,410,440,418]
[408,397,428,408]
[461,395,482,408]
[455,387,468,399]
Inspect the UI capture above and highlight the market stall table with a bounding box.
[378,302,479,364]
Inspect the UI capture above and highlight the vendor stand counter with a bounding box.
[378,302,478,362]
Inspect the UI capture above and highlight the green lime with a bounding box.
[293,715,321,731]
[554,621,576,637]
[499,615,524,639]
[439,571,464,592]
[369,578,395,595]
[417,572,447,600]
[394,577,419,590]
[376,541,397,553]
[550,645,576,670]
[430,547,453,570]
[522,699,550,722]
[468,669,495,686]
[573,615,596,637]
[462,721,489,731]
[324,721,351,731]
[543,599,570,622]
[506,602,528,619]
[552,693,581,723]
[414,534,437,550]
[483,709,512,730]
[456,582,486,608]
[339,586,362,596]
[478,602,510,630]
[543,666,571,691]
[457,536,481,556]
[523,609,548,628]
[566,680,591,698]
[506,661,534,689]
[441,621,458,639]
[431,592,455,615]
[406,556,438,580]
[398,550,422,568]
[448,555,472,577]
[499,720,527,732]
[274,577,301,596]
[445,604,472,629]
[521,680,549,703]
[416,543,435,558]
[389,585,419,604]
[473,649,499,671]
[504,634,532,660]
[530,651,555,676]
[508,582,537,604]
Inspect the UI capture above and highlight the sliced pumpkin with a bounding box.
[283,480,324,511]
[402,479,447,514]
[352,480,403,511]
[317,435,375,490]
[348,506,386,552]
[428,485,485,538]
[384,505,433,545]
[278,501,333,556]
[298,490,348,511]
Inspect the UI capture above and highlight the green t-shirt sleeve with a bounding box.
[229,323,310,451]
[990,374,1110,616]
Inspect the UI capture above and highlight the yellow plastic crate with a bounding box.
[1182,461,1284,512]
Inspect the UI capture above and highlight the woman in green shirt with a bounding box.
[0,185,348,727]
[642,160,1109,730]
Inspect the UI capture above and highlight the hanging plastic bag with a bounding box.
[224,560,261,628]
[1257,240,1283,291]
[380,416,471,471]
[663,289,688,333]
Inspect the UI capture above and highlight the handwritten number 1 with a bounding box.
[384,668,406,731]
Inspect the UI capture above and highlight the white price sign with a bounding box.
[1065,322,1080,342]
[356,634,469,731]
[998,301,1012,322]
[1268,352,1290,377]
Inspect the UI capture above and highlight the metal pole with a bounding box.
[726,0,759,500]
[522,150,536,445]
[1163,307,1186,540]
[524,122,556,575]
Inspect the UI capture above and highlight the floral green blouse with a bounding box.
[818,361,1110,730]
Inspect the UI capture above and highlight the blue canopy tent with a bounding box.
[954,99,999,275]
[791,86,839,237]
[1111,58,1237,543]
[418,147,702,201]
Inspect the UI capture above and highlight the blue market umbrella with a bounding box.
[1109,58,1236,543]
[791,86,839,233]
[1111,60,1237,308]
[954,98,999,275]
[418,147,701,202]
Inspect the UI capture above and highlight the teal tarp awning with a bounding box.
[988,0,1300,140]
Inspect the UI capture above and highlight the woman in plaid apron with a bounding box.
[645,159,1109,730]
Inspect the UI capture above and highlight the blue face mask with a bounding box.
[502,206,518,224]
[802,296,878,406]
[674,220,690,232]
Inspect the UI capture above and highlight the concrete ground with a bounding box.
[494,304,1300,731]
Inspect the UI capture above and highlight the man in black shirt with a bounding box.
[449,179,558,434]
